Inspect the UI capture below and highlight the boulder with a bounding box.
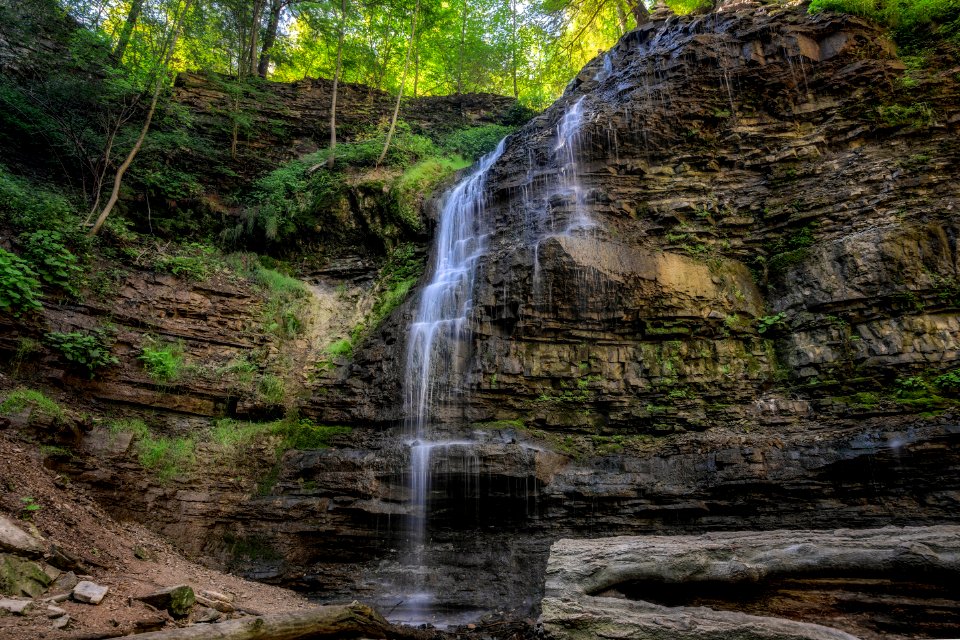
[0,552,53,597]
[72,580,109,604]
[0,597,33,615]
[0,515,45,557]
[541,526,960,640]
[136,584,196,617]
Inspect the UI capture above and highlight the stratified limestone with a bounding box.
[541,526,960,640]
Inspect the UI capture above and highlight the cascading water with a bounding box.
[399,139,507,623]
[531,96,597,301]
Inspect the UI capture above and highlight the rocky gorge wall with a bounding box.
[4,1,960,631]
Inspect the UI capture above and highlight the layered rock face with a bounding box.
[18,2,960,631]
[283,1,960,622]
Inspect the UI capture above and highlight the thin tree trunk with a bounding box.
[88,0,194,237]
[327,0,347,169]
[376,0,419,167]
[412,41,420,98]
[111,0,145,63]
[258,0,285,77]
[457,0,468,94]
[248,0,266,77]
[511,0,518,98]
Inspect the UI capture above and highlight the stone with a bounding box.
[50,570,79,594]
[191,605,221,623]
[51,614,70,629]
[196,594,234,613]
[541,526,960,640]
[0,515,45,557]
[72,580,109,605]
[0,597,33,615]
[46,604,66,617]
[135,584,196,617]
[0,553,54,597]
[199,589,234,603]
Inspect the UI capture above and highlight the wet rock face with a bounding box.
[323,3,960,433]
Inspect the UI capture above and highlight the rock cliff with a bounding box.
[5,1,959,632]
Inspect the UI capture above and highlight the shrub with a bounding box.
[155,242,221,281]
[20,230,84,296]
[139,339,184,383]
[442,124,515,160]
[933,369,960,394]
[0,165,76,233]
[0,248,43,316]
[326,339,353,358]
[258,374,286,405]
[809,0,960,45]
[876,103,934,128]
[45,329,118,377]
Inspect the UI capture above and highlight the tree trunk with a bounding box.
[457,0,468,94]
[248,0,266,78]
[631,1,650,27]
[376,0,419,167]
[88,0,195,237]
[111,0,145,63]
[511,0,518,98]
[616,0,628,34]
[258,0,285,77]
[127,603,395,640]
[327,0,347,169]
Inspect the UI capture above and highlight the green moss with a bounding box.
[0,389,63,421]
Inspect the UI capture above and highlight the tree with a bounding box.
[88,0,195,236]
[112,0,146,63]
[376,0,419,167]
[327,0,346,168]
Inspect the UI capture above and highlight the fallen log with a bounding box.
[128,602,394,640]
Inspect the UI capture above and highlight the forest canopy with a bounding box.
[53,0,699,110]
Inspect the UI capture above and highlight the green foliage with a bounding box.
[393,156,472,231]
[268,418,352,452]
[757,312,788,334]
[327,339,354,358]
[0,166,76,234]
[110,418,195,483]
[0,389,64,421]
[20,230,84,296]
[210,416,351,456]
[876,103,935,128]
[933,369,960,394]
[258,374,286,405]
[155,243,222,281]
[139,339,184,383]
[368,242,425,331]
[809,0,960,45]
[0,248,43,316]
[20,496,41,520]
[225,253,309,340]
[441,125,515,160]
[45,329,119,377]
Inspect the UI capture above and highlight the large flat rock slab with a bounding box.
[541,526,960,640]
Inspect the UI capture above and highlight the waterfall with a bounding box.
[399,138,507,624]
[404,139,507,434]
